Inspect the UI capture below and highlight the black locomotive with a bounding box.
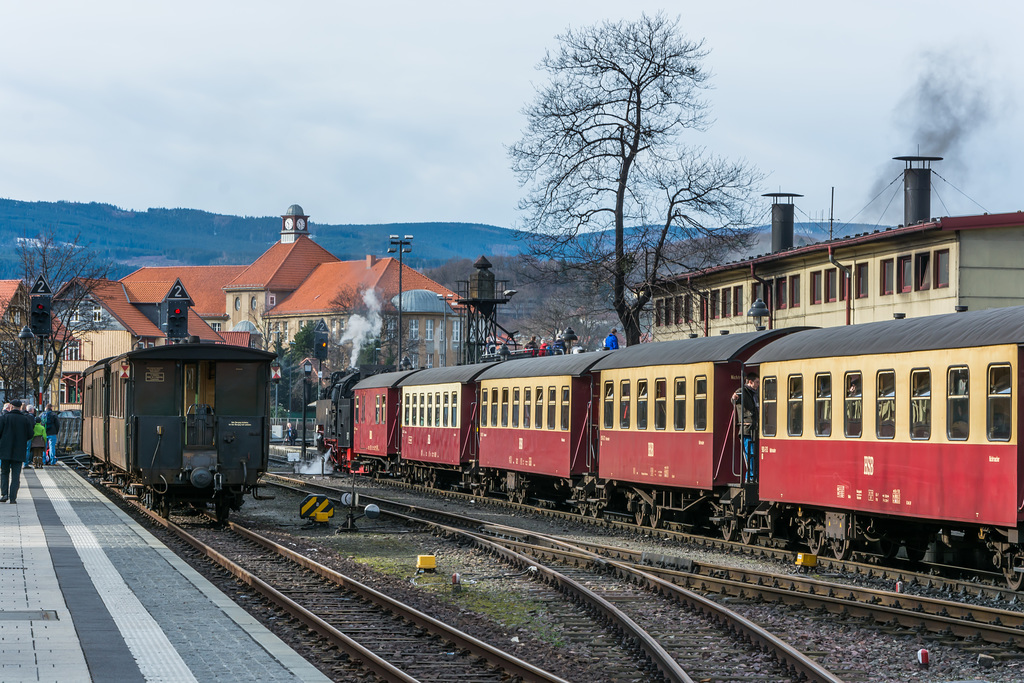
[82,341,276,521]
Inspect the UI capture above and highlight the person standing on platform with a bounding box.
[42,404,60,465]
[604,328,620,350]
[1,400,35,503]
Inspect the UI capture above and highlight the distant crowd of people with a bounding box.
[518,328,620,357]
[0,401,61,504]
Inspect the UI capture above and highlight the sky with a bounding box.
[1,1,1020,236]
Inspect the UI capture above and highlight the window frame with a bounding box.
[673,377,686,431]
[855,263,869,299]
[844,372,863,438]
[789,274,801,308]
[876,370,896,439]
[811,271,822,305]
[947,366,969,441]
[619,380,631,429]
[880,259,894,296]
[787,374,803,437]
[814,372,832,437]
[694,375,708,431]
[761,376,777,437]
[909,368,931,440]
[987,363,1012,441]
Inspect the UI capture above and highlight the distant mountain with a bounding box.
[0,199,527,279]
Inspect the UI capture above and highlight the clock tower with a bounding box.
[280,204,310,244]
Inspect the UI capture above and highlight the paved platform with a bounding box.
[0,465,330,683]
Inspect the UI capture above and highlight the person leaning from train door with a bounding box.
[731,372,760,483]
[0,400,35,503]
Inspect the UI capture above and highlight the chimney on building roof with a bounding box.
[763,192,801,252]
[894,155,942,225]
[366,254,377,269]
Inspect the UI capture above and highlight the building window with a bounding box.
[655,299,663,327]
[61,374,82,404]
[425,319,434,341]
[914,252,931,291]
[268,294,276,306]
[234,296,241,311]
[947,366,969,441]
[752,282,763,304]
[790,275,800,308]
[71,308,80,323]
[855,263,869,299]
[721,288,731,318]
[250,296,257,310]
[732,286,743,316]
[880,259,894,295]
[211,322,221,332]
[93,305,102,322]
[775,277,787,309]
[897,255,912,293]
[711,290,720,319]
[62,341,81,362]
[409,320,419,340]
[810,271,822,305]
[825,268,837,303]
[934,249,950,288]
[684,294,693,323]
[452,320,462,342]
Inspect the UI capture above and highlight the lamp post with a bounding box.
[562,326,578,352]
[19,326,33,400]
[387,235,413,369]
[747,298,770,331]
[301,360,312,461]
[436,293,454,367]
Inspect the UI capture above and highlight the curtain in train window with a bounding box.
[402,394,409,427]
[947,367,969,440]
[876,370,896,438]
[450,392,458,428]
[480,388,488,427]
[512,387,520,428]
[619,380,631,429]
[547,386,557,430]
[443,392,450,427]
[910,369,931,440]
[787,375,803,436]
[844,372,862,438]
[523,388,531,428]
[694,376,708,431]
[419,392,425,426]
[814,373,832,437]
[603,381,614,429]
[654,379,667,430]
[427,393,434,426]
[636,380,649,430]
[501,387,509,427]
[761,376,777,437]
[490,388,498,427]
[560,386,570,431]
[434,392,441,427]
[988,364,1012,441]
[674,378,686,430]
[375,395,381,424]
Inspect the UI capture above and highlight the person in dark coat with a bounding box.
[42,404,60,465]
[1,400,36,503]
[731,372,760,483]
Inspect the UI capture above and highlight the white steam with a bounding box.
[338,288,382,368]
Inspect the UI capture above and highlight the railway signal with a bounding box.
[29,276,52,337]
[313,319,329,361]
[162,278,193,341]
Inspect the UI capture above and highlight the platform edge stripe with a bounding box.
[55,467,333,683]
[36,469,200,683]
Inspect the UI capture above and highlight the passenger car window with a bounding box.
[947,367,969,440]
[844,372,862,438]
[876,370,896,438]
[761,376,777,437]
[814,373,832,437]
[787,375,803,436]
[673,378,686,430]
[910,369,931,440]
[694,376,708,431]
[988,364,1012,441]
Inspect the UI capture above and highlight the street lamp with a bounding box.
[387,234,413,369]
[436,293,454,366]
[562,326,578,352]
[747,298,770,331]
[301,360,312,461]
[19,326,33,400]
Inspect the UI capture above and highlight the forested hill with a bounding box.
[0,198,526,279]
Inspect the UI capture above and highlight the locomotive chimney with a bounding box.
[894,155,942,225]
[763,192,801,252]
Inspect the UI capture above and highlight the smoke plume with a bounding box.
[339,288,382,368]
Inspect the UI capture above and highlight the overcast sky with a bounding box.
[1,1,1019,235]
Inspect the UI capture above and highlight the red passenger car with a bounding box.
[749,307,1024,585]
[398,364,496,489]
[476,355,604,505]
[352,369,418,473]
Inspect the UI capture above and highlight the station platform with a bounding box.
[0,464,330,683]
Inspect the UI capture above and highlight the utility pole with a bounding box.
[387,235,413,368]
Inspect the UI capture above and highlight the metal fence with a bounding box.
[57,412,83,453]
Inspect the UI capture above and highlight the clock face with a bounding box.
[284,217,295,230]
[296,218,306,230]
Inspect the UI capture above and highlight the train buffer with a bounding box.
[300,494,335,523]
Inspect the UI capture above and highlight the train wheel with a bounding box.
[830,537,853,561]
[1004,561,1024,591]
[806,528,825,555]
[740,528,758,546]
[648,506,663,529]
[720,518,739,542]
[634,503,651,527]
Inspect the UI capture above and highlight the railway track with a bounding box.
[265,475,846,682]
[267,473,1024,660]
[126,497,570,683]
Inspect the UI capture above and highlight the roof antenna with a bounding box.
[829,187,835,241]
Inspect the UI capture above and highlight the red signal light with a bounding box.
[173,308,182,315]
[36,304,45,310]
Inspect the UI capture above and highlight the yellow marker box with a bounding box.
[795,553,817,568]
[417,555,437,570]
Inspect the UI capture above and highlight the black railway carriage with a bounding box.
[83,341,276,520]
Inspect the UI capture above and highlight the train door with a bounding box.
[183,361,216,447]
[215,360,266,484]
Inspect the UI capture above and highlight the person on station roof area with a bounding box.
[0,399,34,504]
[604,328,620,350]
[553,336,566,355]
[538,340,549,356]
[525,335,539,357]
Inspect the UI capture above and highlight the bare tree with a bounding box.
[510,13,761,345]
[20,229,112,399]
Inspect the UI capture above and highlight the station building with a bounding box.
[653,158,1024,338]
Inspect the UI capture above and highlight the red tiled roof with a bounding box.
[226,236,338,292]
[268,257,454,316]
[218,331,257,348]
[0,280,25,316]
[121,266,247,317]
